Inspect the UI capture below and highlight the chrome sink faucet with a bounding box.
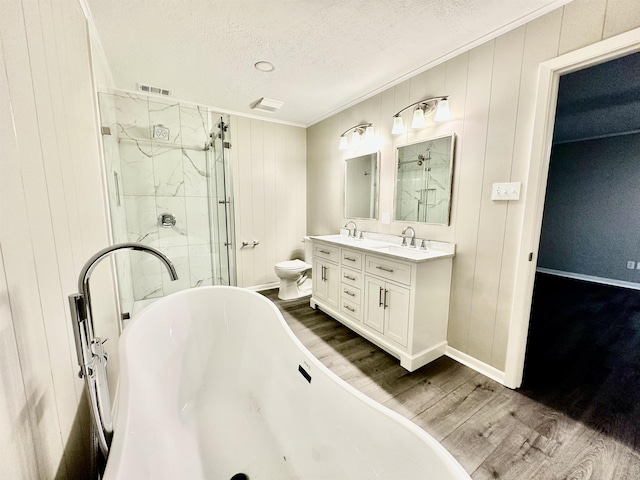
[344,220,358,238]
[68,242,178,457]
[401,226,417,247]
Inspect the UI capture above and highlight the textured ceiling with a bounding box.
[554,51,640,143]
[87,0,571,126]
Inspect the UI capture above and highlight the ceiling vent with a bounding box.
[138,83,171,96]
[251,97,284,113]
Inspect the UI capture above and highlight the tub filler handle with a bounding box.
[68,243,178,458]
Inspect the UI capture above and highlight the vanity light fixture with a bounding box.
[338,123,374,150]
[391,96,450,135]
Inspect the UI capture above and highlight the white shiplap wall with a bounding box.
[307,0,640,372]
[0,0,117,478]
[231,116,307,288]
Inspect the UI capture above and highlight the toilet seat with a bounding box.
[275,259,311,271]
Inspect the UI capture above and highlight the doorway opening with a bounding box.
[505,28,640,391]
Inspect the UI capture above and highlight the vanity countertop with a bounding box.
[309,234,455,263]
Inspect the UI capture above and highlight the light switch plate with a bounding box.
[381,212,391,224]
[491,182,521,201]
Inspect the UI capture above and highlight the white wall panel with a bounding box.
[0,0,116,477]
[232,117,306,288]
[467,27,526,364]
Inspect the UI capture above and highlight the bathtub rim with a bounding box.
[107,286,471,479]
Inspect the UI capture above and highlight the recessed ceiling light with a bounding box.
[254,61,275,73]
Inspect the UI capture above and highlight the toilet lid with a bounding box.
[276,259,310,270]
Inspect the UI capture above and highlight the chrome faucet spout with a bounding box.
[69,242,177,457]
[79,242,177,293]
[401,226,416,247]
[344,221,358,238]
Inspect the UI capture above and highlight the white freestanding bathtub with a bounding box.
[103,286,470,480]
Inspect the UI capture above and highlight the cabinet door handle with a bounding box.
[376,265,394,273]
[319,249,331,255]
[344,275,356,281]
[383,289,389,309]
[321,265,326,281]
[344,289,355,297]
[344,304,355,312]
[344,256,356,262]
[378,287,383,307]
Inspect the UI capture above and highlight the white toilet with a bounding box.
[274,237,312,300]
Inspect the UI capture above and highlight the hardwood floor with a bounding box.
[260,278,640,480]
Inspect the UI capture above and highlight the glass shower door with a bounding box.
[208,114,236,286]
[96,92,237,317]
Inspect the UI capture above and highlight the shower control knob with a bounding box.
[158,213,176,228]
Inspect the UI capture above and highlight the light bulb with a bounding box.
[364,125,374,140]
[350,130,361,148]
[434,99,451,122]
[410,107,427,129]
[391,116,405,135]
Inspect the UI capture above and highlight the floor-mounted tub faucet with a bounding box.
[344,221,358,237]
[68,243,177,457]
[401,226,417,247]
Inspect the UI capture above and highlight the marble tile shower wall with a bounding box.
[111,92,217,301]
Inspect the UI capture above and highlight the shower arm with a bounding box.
[68,242,178,457]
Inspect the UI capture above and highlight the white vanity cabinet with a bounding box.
[310,237,454,372]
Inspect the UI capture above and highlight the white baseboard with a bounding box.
[536,267,640,291]
[245,282,280,292]
[445,346,506,385]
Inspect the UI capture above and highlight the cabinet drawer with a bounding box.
[341,249,362,270]
[365,255,413,286]
[341,284,362,305]
[314,243,340,263]
[340,298,362,322]
[341,267,363,288]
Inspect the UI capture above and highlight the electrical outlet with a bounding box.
[627,260,636,269]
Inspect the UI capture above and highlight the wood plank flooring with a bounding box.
[260,278,640,480]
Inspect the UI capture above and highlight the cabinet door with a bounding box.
[364,276,385,333]
[384,283,410,347]
[313,258,327,300]
[324,261,340,309]
[314,258,339,309]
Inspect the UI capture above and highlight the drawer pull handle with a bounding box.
[319,249,331,254]
[344,290,355,297]
[344,275,356,281]
[344,305,355,312]
[376,265,394,273]
[344,256,356,261]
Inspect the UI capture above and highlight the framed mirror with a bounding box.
[344,152,379,219]
[394,134,455,225]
